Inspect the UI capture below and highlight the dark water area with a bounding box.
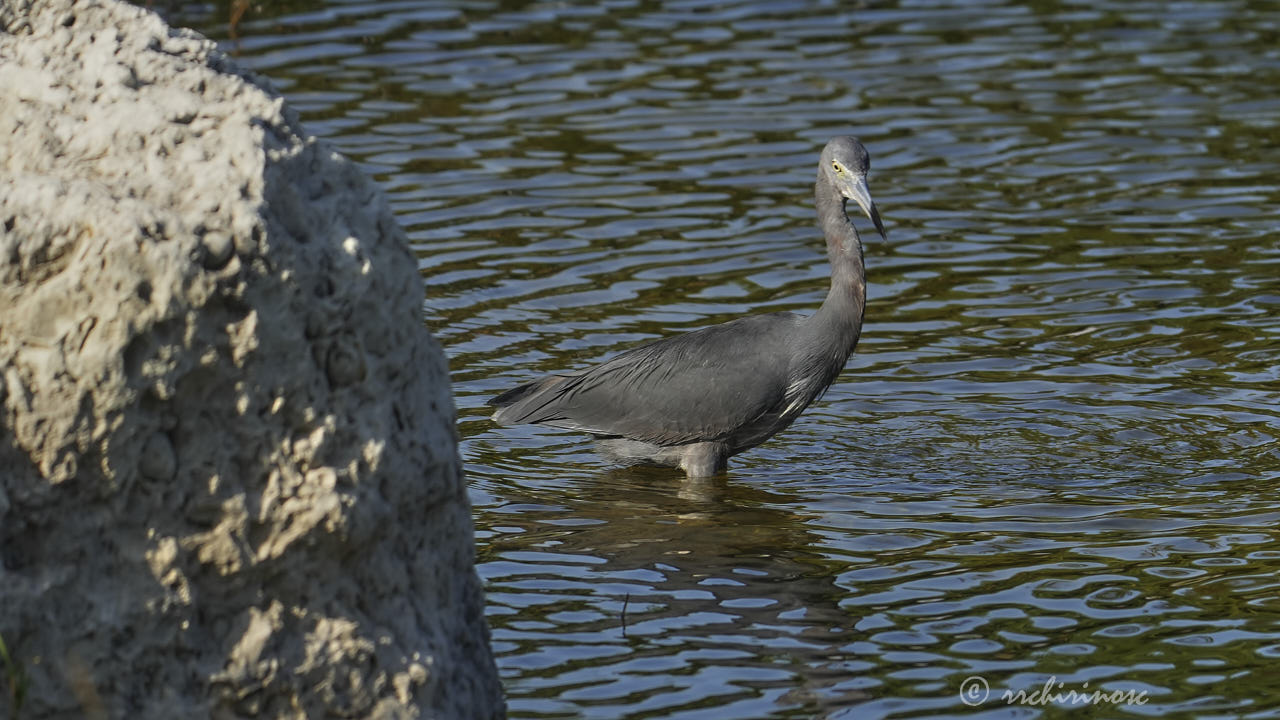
[173,1,1280,717]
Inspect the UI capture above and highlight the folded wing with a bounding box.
[490,313,803,446]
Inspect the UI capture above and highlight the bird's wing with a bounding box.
[492,313,802,446]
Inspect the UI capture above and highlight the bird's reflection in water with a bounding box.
[476,462,874,713]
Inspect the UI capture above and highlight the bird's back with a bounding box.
[490,312,818,450]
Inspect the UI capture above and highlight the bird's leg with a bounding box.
[678,442,728,478]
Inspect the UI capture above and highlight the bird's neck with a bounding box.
[810,172,866,355]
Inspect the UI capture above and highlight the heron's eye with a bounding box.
[832,161,843,174]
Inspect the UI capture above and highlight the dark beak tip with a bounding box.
[869,206,887,242]
[847,177,886,241]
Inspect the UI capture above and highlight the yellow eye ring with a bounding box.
[832,161,843,174]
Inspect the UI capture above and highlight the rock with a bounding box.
[138,432,178,482]
[0,1,504,718]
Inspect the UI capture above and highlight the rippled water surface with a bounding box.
[178,1,1280,716]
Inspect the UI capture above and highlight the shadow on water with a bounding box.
[474,463,884,717]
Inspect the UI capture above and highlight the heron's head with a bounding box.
[821,136,887,241]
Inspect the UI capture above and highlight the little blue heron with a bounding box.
[489,136,887,477]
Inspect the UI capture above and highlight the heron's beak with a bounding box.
[845,175,887,242]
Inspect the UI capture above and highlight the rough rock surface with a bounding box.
[0,1,503,717]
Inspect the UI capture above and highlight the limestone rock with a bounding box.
[0,0,504,717]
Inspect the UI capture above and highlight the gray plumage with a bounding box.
[489,136,887,477]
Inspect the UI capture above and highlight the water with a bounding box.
[173,1,1280,717]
